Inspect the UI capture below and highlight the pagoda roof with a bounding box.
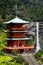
[6,38,32,40]
[4,17,29,24]
[4,30,29,33]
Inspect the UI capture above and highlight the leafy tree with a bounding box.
[0,55,22,65]
[0,32,7,50]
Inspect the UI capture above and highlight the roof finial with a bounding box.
[15,4,18,18]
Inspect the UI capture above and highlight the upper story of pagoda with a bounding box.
[4,17,30,32]
[4,17,32,40]
[4,17,29,24]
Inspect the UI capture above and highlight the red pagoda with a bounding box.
[4,17,34,53]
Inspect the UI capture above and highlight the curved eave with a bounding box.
[4,17,30,24]
[6,38,32,40]
[4,31,29,33]
[4,22,29,24]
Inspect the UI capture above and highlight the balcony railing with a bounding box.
[8,36,25,38]
[8,27,26,31]
[4,45,34,50]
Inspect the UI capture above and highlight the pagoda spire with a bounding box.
[15,4,18,17]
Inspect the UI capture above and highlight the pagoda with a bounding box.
[4,17,34,53]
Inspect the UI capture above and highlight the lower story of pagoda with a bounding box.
[4,45,34,53]
[4,38,34,53]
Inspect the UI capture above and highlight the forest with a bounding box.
[0,0,43,23]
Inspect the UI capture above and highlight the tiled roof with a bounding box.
[4,17,29,24]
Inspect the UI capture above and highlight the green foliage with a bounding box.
[0,0,43,22]
[0,55,22,65]
[15,55,25,64]
[0,52,29,65]
[40,36,43,44]
[34,49,43,64]
[38,60,42,65]
[26,40,33,46]
[0,50,4,56]
[15,55,29,65]
[0,32,7,50]
[26,36,36,46]
[34,49,43,59]
[0,56,13,62]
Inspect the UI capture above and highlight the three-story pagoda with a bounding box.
[4,17,34,53]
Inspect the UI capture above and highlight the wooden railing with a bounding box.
[4,45,34,50]
[8,36,25,38]
[8,27,26,31]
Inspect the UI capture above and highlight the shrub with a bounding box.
[15,55,25,64]
[38,60,42,65]
[34,49,43,65]
[0,55,22,65]
[34,50,43,60]
[0,50,4,56]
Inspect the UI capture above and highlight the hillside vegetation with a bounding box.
[34,50,43,65]
[0,0,43,23]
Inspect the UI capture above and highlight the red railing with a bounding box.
[4,45,34,50]
[8,27,26,31]
[9,36,25,38]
